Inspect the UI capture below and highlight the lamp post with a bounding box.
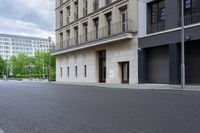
[181,0,185,89]
[48,37,52,83]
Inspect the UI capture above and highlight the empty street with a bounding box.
[0,82,199,133]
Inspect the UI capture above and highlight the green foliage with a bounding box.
[8,51,56,79]
[0,56,5,77]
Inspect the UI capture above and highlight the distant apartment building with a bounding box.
[0,33,51,60]
[52,0,138,84]
[138,0,200,84]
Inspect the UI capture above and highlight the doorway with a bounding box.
[98,50,106,83]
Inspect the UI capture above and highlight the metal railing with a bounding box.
[184,12,200,25]
[53,20,133,52]
[147,21,165,34]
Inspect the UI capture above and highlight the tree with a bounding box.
[8,51,56,79]
[0,56,5,77]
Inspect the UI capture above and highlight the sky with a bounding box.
[0,0,55,40]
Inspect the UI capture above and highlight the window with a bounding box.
[83,23,88,43]
[74,1,79,20]
[84,65,87,77]
[147,0,165,33]
[66,6,71,24]
[105,0,112,6]
[93,18,99,39]
[74,27,79,45]
[60,0,63,5]
[67,66,70,77]
[66,30,70,46]
[160,7,165,21]
[120,6,128,32]
[75,66,78,77]
[83,0,88,16]
[185,0,192,10]
[105,13,112,35]
[60,10,63,27]
[60,67,63,78]
[59,33,63,48]
[94,0,99,11]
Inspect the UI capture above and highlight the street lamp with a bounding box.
[181,0,185,89]
[48,37,52,83]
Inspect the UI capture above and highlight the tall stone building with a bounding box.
[52,0,138,84]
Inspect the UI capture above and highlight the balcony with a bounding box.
[52,20,134,55]
[147,21,165,34]
[184,12,200,26]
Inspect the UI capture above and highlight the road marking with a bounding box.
[0,128,4,133]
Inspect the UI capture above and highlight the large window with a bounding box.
[66,6,70,24]
[74,26,79,45]
[148,0,165,33]
[94,0,99,11]
[59,33,63,48]
[83,23,88,43]
[59,10,63,27]
[66,30,70,46]
[120,6,128,32]
[105,0,112,6]
[83,0,88,16]
[105,13,112,35]
[60,0,63,5]
[74,1,79,21]
[93,18,99,39]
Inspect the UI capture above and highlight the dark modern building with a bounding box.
[138,0,200,84]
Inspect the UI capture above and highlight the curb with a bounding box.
[52,82,200,92]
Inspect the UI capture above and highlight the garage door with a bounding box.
[147,45,169,84]
[186,42,200,84]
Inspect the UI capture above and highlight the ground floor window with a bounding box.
[75,66,78,77]
[67,66,69,77]
[84,65,87,78]
[60,67,63,78]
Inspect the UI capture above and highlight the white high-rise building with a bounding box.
[0,33,51,60]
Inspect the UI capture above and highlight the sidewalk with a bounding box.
[54,81,200,92]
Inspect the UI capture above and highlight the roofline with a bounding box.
[0,33,49,41]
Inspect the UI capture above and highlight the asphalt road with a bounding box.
[0,82,199,133]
